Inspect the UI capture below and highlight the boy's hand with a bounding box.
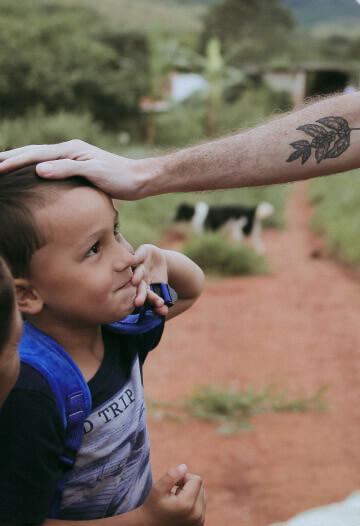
[139,464,206,526]
[131,244,169,315]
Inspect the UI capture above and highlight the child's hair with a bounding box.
[0,164,94,278]
[0,256,15,352]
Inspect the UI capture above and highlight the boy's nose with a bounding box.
[113,241,135,271]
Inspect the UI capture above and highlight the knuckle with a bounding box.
[178,500,193,516]
[69,139,84,148]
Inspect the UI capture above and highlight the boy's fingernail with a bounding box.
[177,464,187,473]
[37,163,54,175]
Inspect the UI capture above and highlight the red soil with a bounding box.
[144,181,360,525]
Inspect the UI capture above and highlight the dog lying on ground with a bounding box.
[174,201,274,254]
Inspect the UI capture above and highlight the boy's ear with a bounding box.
[14,278,44,315]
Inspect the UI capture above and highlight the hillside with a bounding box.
[53,0,206,40]
[48,0,360,36]
[284,0,360,26]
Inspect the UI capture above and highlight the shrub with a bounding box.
[308,171,360,270]
[0,108,118,150]
[183,233,270,276]
[216,85,292,137]
[153,99,206,147]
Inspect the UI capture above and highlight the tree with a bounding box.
[0,0,149,128]
[201,0,295,67]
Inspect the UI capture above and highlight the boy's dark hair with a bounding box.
[0,256,15,352]
[0,164,94,278]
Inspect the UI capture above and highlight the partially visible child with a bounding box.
[0,166,206,525]
[0,256,22,407]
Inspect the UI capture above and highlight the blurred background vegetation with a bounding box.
[1,0,360,273]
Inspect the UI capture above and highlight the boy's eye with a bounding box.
[114,223,121,239]
[86,242,100,257]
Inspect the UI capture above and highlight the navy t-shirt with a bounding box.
[0,324,164,523]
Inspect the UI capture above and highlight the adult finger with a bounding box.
[36,159,98,179]
[0,142,79,170]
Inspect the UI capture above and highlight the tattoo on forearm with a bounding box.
[286,116,360,165]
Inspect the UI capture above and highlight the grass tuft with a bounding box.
[148,382,329,434]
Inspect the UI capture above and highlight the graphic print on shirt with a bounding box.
[58,355,152,520]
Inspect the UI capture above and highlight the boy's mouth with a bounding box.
[115,280,134,291]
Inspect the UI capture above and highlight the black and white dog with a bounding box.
[174,201,274,254]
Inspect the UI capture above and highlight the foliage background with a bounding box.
[1,0,360,271]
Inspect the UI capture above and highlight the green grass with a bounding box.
[308,170,360,271]
[148,382,329,434]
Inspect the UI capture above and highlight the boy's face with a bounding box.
[29,186,137,327]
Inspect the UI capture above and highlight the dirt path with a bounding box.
[144,181,360,525]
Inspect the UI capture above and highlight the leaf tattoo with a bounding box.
[287,116,359,165]
[287,140,311,164]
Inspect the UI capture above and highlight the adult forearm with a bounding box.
[138,92,360,197]
[1,92,359,200]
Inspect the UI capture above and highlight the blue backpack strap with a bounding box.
[17,285,176,517]
[106,284,176,337]
[19,322,92,519]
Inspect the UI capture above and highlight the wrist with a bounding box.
[132,156,166,199]
[134,502,155,526]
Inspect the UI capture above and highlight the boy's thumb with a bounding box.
[154,464,188,494]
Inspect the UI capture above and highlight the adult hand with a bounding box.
[139,464,206,526]
[0,140,153,200]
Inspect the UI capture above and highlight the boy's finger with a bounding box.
[131,263,145,286]
[198,488,207,518]
[153,464,188,495]
[177,474,203,501]
[154,304,169,316]
[146,288,165,307]
[132,247,147,268]
[146,290,167,315]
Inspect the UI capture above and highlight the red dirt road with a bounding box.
[144,182,360,525]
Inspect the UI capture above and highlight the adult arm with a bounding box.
[1,92,360,199]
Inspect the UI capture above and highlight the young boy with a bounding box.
[0,256,23,407]
[0,166,206,525]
